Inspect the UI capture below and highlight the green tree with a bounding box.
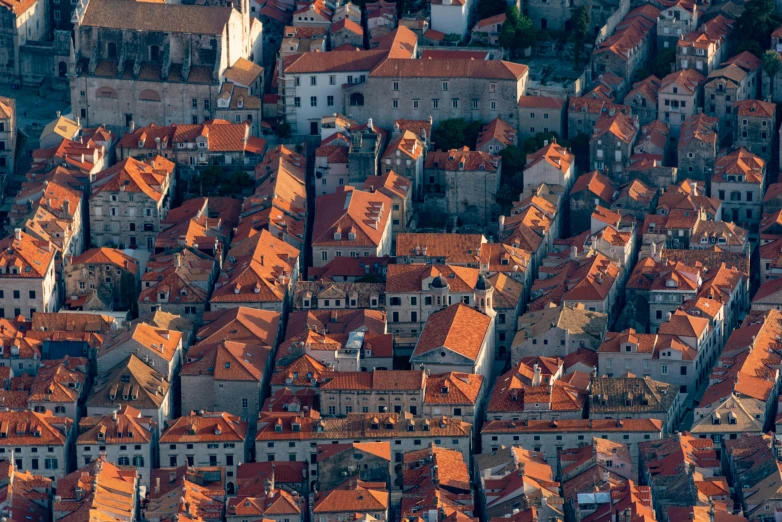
[650,47,676,78]
[277,120,292,139]
[499,144,525,171]
[512,14,536,52]
[498,22,516,51]
[570,5,591,68]
[763,49,782,98]
[737,0,779,52]
[431,118,484,150]
[477,0,507,21]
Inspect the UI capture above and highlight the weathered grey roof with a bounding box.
[81,0,232,35]
[590,376,678,415]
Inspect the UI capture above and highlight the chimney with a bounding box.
[690,181,698,197]
[532,364,541,386]
[174,253,181,268]
[129,121,135,132]
[602,469,609,483]
[76,116,81,127]
[63,200,70,216]
[155,477,160,494]
[571,245,578,260]
[14,228,21,241]
[367,118,373,131]
[498,215,505,235]
[56,111,61,118]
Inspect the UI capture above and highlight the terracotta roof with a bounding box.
[312,187,392,248]
[90,156,172,203]
[735,99,776,117]
[313,483,388,513]
[517,95,565,109]
[77,406,155,444]
[425,148,499,171]
[362,171,412,201]
[592,110,638,143]
[593,4,660,60]
[679,112,719,147]
[661,68,706,95]
[100,322,182,363]
[320,370,425,391]
[525,141,573,173]
[570,171,616,202]
[712,147,765,184]
[382,131,424,162]
[424,372,484,405]
[724,50,761,72]
[87,354,169,410]
[412,304,491,362]
[197,307,280,346]
[396,233,485,264]
[627,75,661,103]
[70,248,138,274]
[370,59,528,80]
[182,340,270,382]
[224,58,264,87]
[0,410,70,446]
[482,418,662,434]
[477,118,517,149]
[80,0,232,33]
[0,230,56,278]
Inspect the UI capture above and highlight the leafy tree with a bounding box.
[477,0,507,21]
[763,50,782,98]
[499,22,516,50]
[277,120,292,139]
[737,0,779,52]
[499,145,525,171]
[431,118,484,150]
[513,14,536,51]
[570,6,590,68]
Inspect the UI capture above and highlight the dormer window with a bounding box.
[274,423,283,432]
[334,232,342,240]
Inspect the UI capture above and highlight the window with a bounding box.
[310,76,317,86]
[29,291,35,299]
[432,99,439,109]
[393,81,399,91]
[452,99,458,109]
[44,458,58,470]
[680,366,687,376]
[327,96,334,106]
[294,97,301,108]
[329,75,336,85]
[661,365,668,375]
[393,99,398,109]
[442,82,448,91]
[490,101,497,110]
[12,291,19,299]
[472,99,478,110]
[413,100,419,110]
[310,97,317,107]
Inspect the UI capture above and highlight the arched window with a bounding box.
[96,87,118,99]
[350,93,364,106]
[139,89,161,102]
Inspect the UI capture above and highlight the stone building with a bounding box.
[675,14,733,75]
[470,13,505,46]
[343,58,529,131]
[0,229,58,319]
[658,69,706,138]
[569,170,617,234]
[0,0,47,84]
[733,99,776,162]
[89,156,174,251]
[657,0,698,50]
[517,96,565,143]
[422,147,501,226]
[279,28,417,135]
[677,113,718,182]
[311,186,393,268]
[180,339,275,422]
[523,141,575,192]
[567,98,627,140]
[625,75,660,128]
[69,0,262,129]
[589,376,684,435]
[711,147,765,231]
[481,418,663,470]
[410,299,494,380]
[703,63,752,139]
[592,5,660,85]
[76,407,156,485]
[511,304,608,362]
[348,121,386,183]
[64,248,139,311]
[382,122,426,200]
[97,322,183,382]
[331,18,364,48]
[159,411,249,483]
[116,121,266,168]
[476,117,517,154]
[0,97,15,193]
[316,442,391,491]
[362,172,413,234]
[589,110,638,182]
[0,410,72,483]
